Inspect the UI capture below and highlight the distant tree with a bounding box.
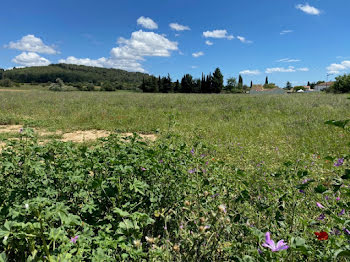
[0,69,4,80]
[101,81,116,91]
[265,76,269,85]
[224,77,237,92]
[212,67,224,93]
[307,81,310,86]
[180,74,194,93]
[0,78,13,87]
[250,81,253,89]
[174,80,180,93]
[238,75,243,89]
[285,81,293,90]
[328,74,350,93]
[264,83,277,89]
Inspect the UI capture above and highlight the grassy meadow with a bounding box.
[1,87,350,261]
[0,87,349,169]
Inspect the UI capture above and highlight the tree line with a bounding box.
[140,67,251,93]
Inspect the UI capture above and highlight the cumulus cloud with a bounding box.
[12,52,51,67]
[239,70,261,75]
[205,40,213,46]
[169,23,190,31]
[237,36,252,44]
[6,35,57,54]
[277,58,301,63]
[280,30,293,35]
[191,65,198,69]
[137,16,158,29]
[265,66,309,73]
[296,3,321,15]
[60,30,178,72]
[203,30,234,40]
[192,51,204,58]
[327,60,350,74]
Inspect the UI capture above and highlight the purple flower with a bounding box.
[339,209,345,216]
[211,193,219,198]
[325,196,329,201]
[334,158,344,167]
[299,189,305,194]
[159,160,164,163]
[205,161,209,165]
[343,228,350,235]
[316,202,325,209]
[331,229,341,235]
[188,168,196,174]
[70,235,79,243]
[336,196,341,201]
[19,128,23,133]
[317,214,325,221]
[302,179,310,184]
[258,248,263,254]
[190,148,195,155]
[262,232,289,252]
[164,226,167,230]
[200,154,206,158]
[141,167,147,171]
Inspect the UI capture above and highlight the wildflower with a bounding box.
[262,232,289,252]
[200,154,206,158]
[19,128,23,133]
[145,236,155,244]
[70,235,79,244]
[316,202,325,209]
[218,204,227,214]
[190,148,195,155]
[331,229,341,235]
[302,179,310,184]
[325,196,329,201]
[188,168,196,174]
[141,167,146,171]
[4,235,8,241]
[334,158,344,167]
[184,200,191,206]
[343,228,350,235]
[24,203,29,210]
[173,244,180,252]
[314,231,328,241]
[339,209,345,216]
[317,214,325,221]
[164,226,167,230]
[299,189,305,194]
[258,248,263,254]
[133,240,142,248]
[336,196,341,201]
[211,193,219,198]
[179,224,184,229]
[159,160,164,163]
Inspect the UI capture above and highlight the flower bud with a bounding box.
[173,244,180,252]
[133,240,142,248]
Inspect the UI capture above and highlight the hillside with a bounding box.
[2,64,150,86]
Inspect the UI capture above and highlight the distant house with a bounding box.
[250,85,285,95]
[314,82,334,92]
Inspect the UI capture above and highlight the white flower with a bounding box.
[4,235,8,241]
[24,203,29,210]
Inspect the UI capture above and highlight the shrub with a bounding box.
[0,78,14,87]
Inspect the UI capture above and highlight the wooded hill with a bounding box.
[1,64,150,87]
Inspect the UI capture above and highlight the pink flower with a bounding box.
[262,232,289,252]
[70,235,79,243]
[316,202,325,209]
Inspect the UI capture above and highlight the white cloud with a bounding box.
[277,58,301,63]
[205,40,213,46]
[237,36,253,44]
[192,51,204,58]
[60,30,178,72]
[6,35,57,54]
[327,60,350,74]
[203,30,234,40]
[239,70,261,75]
[265,66,309,73]
[191,66,198,69]
[12,52,51,67]
[280,30,293,35]
[137,16,158,30]
[169,23,190,31]
[296,3,321,15]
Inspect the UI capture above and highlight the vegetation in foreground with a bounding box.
[0,125,349,261]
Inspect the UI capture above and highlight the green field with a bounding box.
[1,88,350,261]
[0,88,348,169]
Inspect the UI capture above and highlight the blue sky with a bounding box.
[1,0,350,86]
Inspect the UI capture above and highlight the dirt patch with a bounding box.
[0,125,157,143]
[61,130,111,143]
[0,89,27,92]
[0,125,22,133]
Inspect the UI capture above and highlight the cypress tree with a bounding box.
[265,76,269,85]
[250,81,253,88]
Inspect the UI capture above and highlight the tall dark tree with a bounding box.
[0,69,4,80]
[250,81,253,89]
[285,81,293,90]
[265,76,269,85]
[238,75,243,89]
[307,81,310,86]
[174,80,180,93]
[212,67,224,93]
[180,74,194,93]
